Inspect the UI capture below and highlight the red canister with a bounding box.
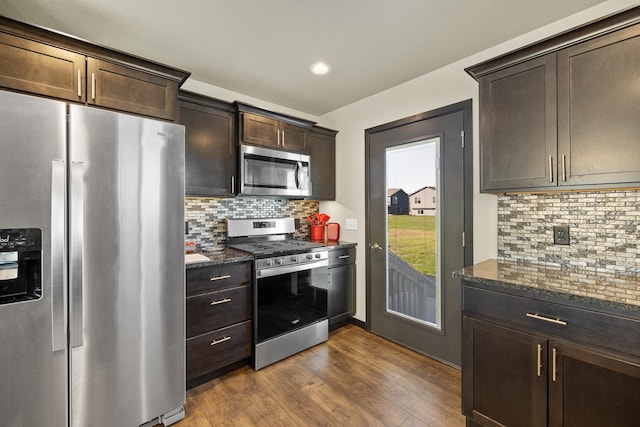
[326,222,340,241]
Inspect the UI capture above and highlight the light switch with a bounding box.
[345,218,358,230]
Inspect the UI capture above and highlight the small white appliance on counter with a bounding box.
[0,90,186,427]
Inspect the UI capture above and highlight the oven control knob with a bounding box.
[306,254,313,260]
[291,256,298,262]
[267,259,274,267]
[277,258,284,265]
[314,253,321,259]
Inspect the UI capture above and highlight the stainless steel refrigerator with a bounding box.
[0,90,186,427]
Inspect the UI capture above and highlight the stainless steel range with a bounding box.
[226,218,329,370]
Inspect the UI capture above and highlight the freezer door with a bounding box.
[69,105,185,427]
[0,91,68,427]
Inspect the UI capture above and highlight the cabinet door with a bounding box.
[309,131,336,200]
[0,31,86,102]
[280,121,308,152]
[558,23,640,186]
[462,317,547,427]
[87,58,178,120]
[479,55,557,192]
[548,341,640,427]
[328,262,355,325]
[241,112,279,148]
[180,99,236,196]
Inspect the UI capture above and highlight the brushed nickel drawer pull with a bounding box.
[209,274,231,282]
[537,344,542,377]
[210,298,232,306]
[552,348,558,382]
[338,255,350,259]
[210,336,231,346]
[526,312,567,326]
[77,69,82,97]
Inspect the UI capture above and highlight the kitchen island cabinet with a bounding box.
[237,102,314,153]
[186,254,253,388]
[457,260,640,427]
[179,91,236,197]
[0,16,188,121]
[467,6,640,193]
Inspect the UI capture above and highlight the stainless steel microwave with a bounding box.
[239,144,311,197]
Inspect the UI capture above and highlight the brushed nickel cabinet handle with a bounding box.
[209,274,231,282]
[552,348,558,382]
[526,312,568,326]
[91,72,96,101]
[210,336,231,346]
[549,156,554,182]
[537,344,543,377]
[562,155,567,182]
[210,298,232,306]
[77,69,82,97]
[282,130,285,146]
[231,176,235,194]
[338,255,351,259]
[277,130,280,146]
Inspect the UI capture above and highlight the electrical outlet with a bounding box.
[553,225,570,245]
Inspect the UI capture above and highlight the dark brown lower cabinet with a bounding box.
[463,284,640,427]
[550,342,640,427]
[463,317,547,427]
[186,261,252,388]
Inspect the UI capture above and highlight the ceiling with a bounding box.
[0,0,606,116]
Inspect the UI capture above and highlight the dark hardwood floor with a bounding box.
[175,324,465,426]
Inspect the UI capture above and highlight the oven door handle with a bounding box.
[257,259,328,278]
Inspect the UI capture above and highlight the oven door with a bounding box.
[239,144,310,197]
[255,262,328,344]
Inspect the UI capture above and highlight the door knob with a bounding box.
[370,243,383,251]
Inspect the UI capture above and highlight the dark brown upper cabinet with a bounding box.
[468,6,640,193]
[479,55,557,191]
[237,102,314,153]
[179,91,236,197]
[0,16,189,121]
[309,126,337,200]
[557,24,640,187]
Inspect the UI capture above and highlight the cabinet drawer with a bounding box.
[186,261,252,296]
[186,320,251,380]
[328,246,355,267]
[186,285,251,338]
[463,285,640,357]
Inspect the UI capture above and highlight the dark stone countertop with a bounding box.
[454,259,640,318]
[185,247,253,269]
[308,240,357,249]
[185,240,356,269]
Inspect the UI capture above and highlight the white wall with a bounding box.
[317,0,638,322]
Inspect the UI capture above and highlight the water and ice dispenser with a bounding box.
[0,228,42,305]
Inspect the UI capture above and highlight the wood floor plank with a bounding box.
[175,325,464,427]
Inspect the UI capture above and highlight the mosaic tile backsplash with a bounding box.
[185,197,320,250]
[498,190,640,273]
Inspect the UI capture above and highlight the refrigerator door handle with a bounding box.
[70,161,84,348]
[51,160,66,352]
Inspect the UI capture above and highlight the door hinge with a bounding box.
[462,231,466,247]
[461,130,465,149]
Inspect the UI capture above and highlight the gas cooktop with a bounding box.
[226,239,324,256]
[226,217,325,257]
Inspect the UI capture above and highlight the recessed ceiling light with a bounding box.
[310,62,331,75]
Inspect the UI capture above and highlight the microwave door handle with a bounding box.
[295,161,302,189]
